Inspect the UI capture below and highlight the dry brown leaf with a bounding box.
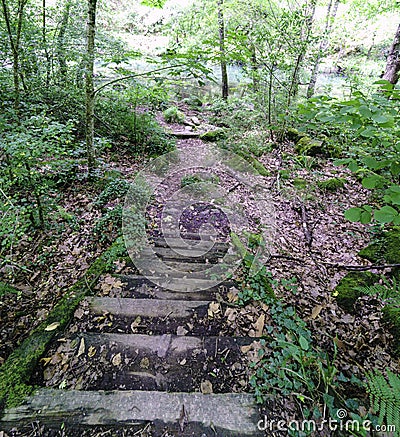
[254,314,265,337]
[44,322,60,332]
[40,357,52,366]
[88,346,96,358]
[140,357,150,369]
[208,302,221,318]
[112,352,122,366]
[310,305,324,320]
[77,338,85,357]
[200,380,213,394]
[240,344,253,354]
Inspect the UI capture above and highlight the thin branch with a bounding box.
[94,64,186,95]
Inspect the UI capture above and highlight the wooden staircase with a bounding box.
[1,235,263,436]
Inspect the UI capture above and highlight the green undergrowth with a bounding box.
[334,228,400,354]
[233,233,373,434]
[0,237,128,411]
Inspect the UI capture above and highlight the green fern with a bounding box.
[366,369,400,431]
[356,277,400,303]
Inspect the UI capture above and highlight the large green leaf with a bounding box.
[374,206,399,224]
[344,207,362,222]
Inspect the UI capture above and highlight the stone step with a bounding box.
[1,388,262,436]
[152,237,229,251]
[88,297,210,319]
[152,246,227,262]
[49,333,253,392]
[120,274,235,293]
[155,231,228,242]
[132,259,228,279]
[86,297,223,336]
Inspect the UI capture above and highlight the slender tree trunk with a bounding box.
[85,0,97,174]
[287,0,316,106]
[1,0,27,114]
[307,0,340,98]
[383,23,400,85]
[250,44,259,91]
[42,0,50,86]
[217,0,228,99]
[57,0,71,81]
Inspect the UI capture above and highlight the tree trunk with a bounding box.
[42,0,50,86]
[307,0,340,98]
[1,0,27,114]
[382,23,400,85]
[57,0,71,81]
[85,0,97,174]
[217,0,228,99]
[287,0,316,106]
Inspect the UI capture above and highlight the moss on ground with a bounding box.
[199,129,226,142]
[0,237,128,411]
[358,227,400,265]
[334,271,379,313]
[382,304,400,355]
[293,178,308,189]
[295,136,339,158]
[317,177,346,192]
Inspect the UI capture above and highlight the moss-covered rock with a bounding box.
[293,178,308,189]
[317,177,346,192]
[382,304,400,356]
[359,227,400,265]
[295,136,339,158]
[334,271,379,313]
[286,128,306,142]
[0,237,128,411]
[199,129,226,142]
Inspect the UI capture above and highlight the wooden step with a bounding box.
[1,389,262,435]
[88,297,210,319]
[120,274,235,293]
[152,246,227,262]
[152,237,229,250]
[39,333,253,392]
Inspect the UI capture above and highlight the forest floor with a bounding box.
[1,102,400,436]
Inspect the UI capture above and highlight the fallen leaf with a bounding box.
[44,322,60,332]
[88,346,96,358]
[254,314,265,337]
[200,380,213,394]
[112,352,122,366]
[40,357,52,366]
[77,338,85,357]
[208,302,221,318]
[140,357,150,369]
[240,344,253,354]
[310,305,324,320]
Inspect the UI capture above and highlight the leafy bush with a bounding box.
[292,81,400,225]
[163,106,185,123]
[93,206,123,243]
[94,179,131,209]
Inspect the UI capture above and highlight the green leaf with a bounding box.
[362,175,384,189]
[361,156,379,169]
[360,210,372,224]
[299,335,309,351]
[359,105,372,118]
[344,207,362,222]
[374,206,399,224]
